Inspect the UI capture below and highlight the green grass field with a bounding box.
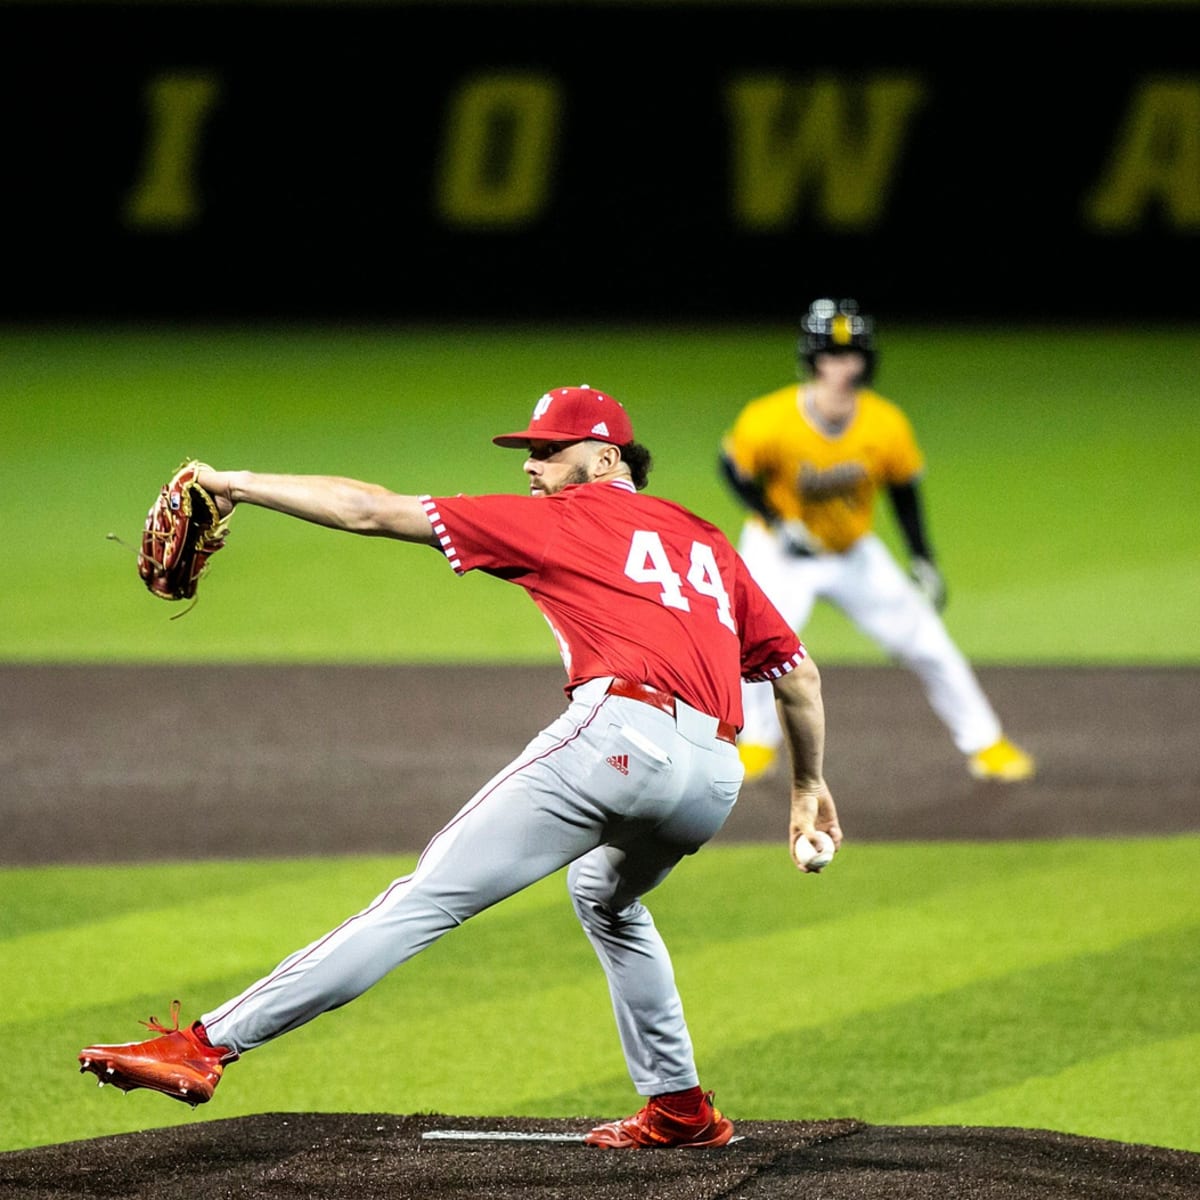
[2,323,1198,1158]
[3,838,1198,1154]
[2,323,1198,663]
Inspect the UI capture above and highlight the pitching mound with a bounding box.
[3,1112,1199,1199]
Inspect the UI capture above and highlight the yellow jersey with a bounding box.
[723,383,924,553]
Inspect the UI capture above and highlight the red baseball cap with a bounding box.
[493,385,634,448]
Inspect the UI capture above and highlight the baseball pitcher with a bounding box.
[79,385,841,1149]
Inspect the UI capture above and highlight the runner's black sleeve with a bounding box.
[718,452,778,525]
[887,480,934,562]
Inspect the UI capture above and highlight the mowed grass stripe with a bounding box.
[665,843,1198,1047]
[0,858,355,940]
[4,838,1197,1151]
[3,854,596,1024]
[712,923,1198,1107]
[7,839,1197,1021]
[9,839,1196,1027]
[905,1030,1200,1154]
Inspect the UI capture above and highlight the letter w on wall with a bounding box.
[727,74,925,231]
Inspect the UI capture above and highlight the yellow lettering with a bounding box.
[124,72,221,231]
[1086,76,1200,231]
[727,74,926,231]
[437,74,561,227]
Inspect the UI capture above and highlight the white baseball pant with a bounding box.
[737,522,1002,755]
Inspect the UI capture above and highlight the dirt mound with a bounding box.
[3,1112,1198,1199]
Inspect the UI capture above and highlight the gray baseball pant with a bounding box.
[202,676,744,1096]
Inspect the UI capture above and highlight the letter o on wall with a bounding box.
[437,73,562,227]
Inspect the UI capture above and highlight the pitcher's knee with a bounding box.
[567,856,640,933]
[567,857,607,919]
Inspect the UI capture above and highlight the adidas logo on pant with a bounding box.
[606,754,630,775]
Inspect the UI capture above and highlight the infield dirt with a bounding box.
[2,663,1197,1199]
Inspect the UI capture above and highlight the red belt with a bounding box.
[606,678,738,746]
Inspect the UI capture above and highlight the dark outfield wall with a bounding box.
[4,3,1198,321]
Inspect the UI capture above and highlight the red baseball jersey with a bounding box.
[422,479,805,727]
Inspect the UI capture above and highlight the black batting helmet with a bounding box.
[798,298,877,383]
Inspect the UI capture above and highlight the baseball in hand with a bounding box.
[794,831,836,872]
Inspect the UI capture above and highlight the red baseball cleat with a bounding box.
[584,1091,735,1148]
[78,1000,235,1107]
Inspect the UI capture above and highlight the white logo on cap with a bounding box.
[532,393,553,421]
[591,421,610,437]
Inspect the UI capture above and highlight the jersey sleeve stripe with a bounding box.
[420,495,464,574]
[743,647,807,683]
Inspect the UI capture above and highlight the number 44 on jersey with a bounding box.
[624,530,736,632]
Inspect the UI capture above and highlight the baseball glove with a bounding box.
[138,460,231,604]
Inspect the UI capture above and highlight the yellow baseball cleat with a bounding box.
[968,737,1036,782]
[737,742,778,782]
